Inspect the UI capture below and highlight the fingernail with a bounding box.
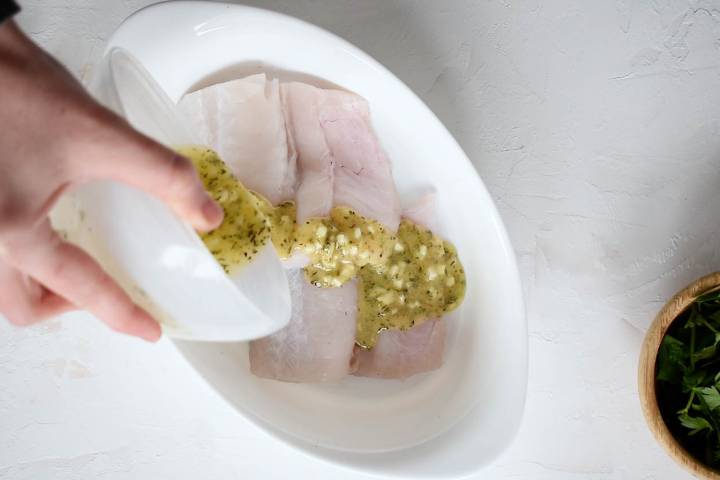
[141,318,162,343]
[131,306,162,342]
[202,198,223,229]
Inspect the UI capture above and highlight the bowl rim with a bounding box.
[639,271,720,480]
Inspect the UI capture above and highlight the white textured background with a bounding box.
[4,0,720,478]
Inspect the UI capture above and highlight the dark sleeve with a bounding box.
[0,1,19,23]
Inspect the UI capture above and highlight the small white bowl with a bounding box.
[92,2,528,478]
[52,49,292,342]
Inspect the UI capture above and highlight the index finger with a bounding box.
[70,113,223,231]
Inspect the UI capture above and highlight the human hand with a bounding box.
[0,20,223,341]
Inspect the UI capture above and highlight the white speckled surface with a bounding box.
[4,0,719,478]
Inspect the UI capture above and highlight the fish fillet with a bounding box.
[351,319,446,379]
[178,74,296,204]
[250,83,401,382]
[352,193,447,379]
[282,82,401,229]
[249,270,357,382]
[281,82,334,221]
[320,90,401,230]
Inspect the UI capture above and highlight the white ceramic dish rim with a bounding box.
[97,2,528,478]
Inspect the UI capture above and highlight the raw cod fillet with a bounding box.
[319,88,401,231]
[249,270,358,382]
[280,82,333,221]
[352,193,447,379]
[281,82,401,228]
[178,74,296,204]
[184,75,442,382]
[351,319,446,379]
[249,82,402,382]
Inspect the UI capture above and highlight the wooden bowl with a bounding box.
[639,271,720,479]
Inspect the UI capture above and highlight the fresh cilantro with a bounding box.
[656,296,720,468]
[697,386,720,411]
[657,335,686,383]
[679,413,713,435]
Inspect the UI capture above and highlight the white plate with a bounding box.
[99,2,527,478]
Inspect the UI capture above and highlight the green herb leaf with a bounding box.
[657,335,687,384]
[686,309,701,328]
[656,293,720,467]
[680,413,713,435]
[696,387,720,411]
[696,289,720,305]
[694,334,720,363]
[684,368,710,392]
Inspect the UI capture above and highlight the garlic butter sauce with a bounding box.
[183,146,466,348]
